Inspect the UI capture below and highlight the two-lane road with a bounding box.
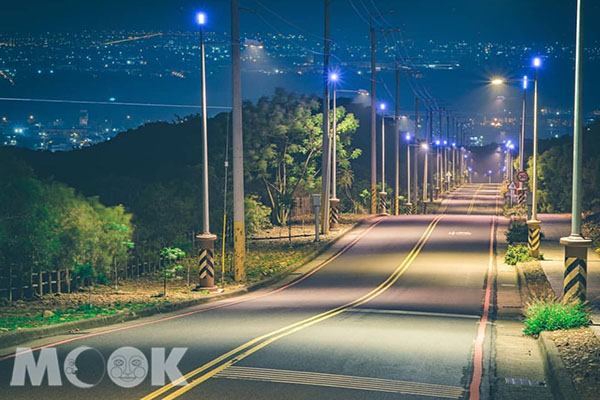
[0,184,503,399]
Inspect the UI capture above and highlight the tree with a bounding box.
[244,88,360,225]
[159,247,185,296]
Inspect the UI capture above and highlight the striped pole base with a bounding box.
[560,236,592,303]
[379,191,388,215]
[527,220,542,258]
[329,198,340,231]
[194,233,219,292]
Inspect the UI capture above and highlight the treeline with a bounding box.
[534,119,600,213]
[6,89,364,258]
[0,150,134,295]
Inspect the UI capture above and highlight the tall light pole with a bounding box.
[405,133,412,210]
[231,0,245,283]
[320,0,331,234]
[328,79,369,227]
[561,0,591,303]
[195,12,218,291]
[527,57,542,259]
[379,103,388,214]
[329,72,340,230]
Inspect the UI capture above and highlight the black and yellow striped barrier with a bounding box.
[370,184,377,214]
[329,198,340,231]
[563,257,586,302]
[379,191,388,214]
[560,237,592,303]
[527,220,541,258]
[195,233,217,291]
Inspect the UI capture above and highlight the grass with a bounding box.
[523,298,590,336]
[504,244,532,265]
[0,300,168,332]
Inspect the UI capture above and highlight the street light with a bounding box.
[491,78,505,85]
[328,71,340,230]
[528,56,543,258]
[379,103,388,213]
[195,11,218,291]
[328,74,368,228]
[560,0,591,303]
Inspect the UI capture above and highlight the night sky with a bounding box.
[2,1,599,44]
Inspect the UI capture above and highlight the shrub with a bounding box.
[245,195,272,235]
[504,244,531,265]
[523,298,590,336]
[505,221,529,244]
[503,203,527,218]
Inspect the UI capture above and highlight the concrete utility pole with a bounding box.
[370,16,377,214]
[561,0,591,303]
[394,66,400,215]
[413,96,419,205]
[196,12,217,291]
[231,0,245,282]
[320,0,331,234]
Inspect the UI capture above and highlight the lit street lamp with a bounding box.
[528,56,543,259]
[328,71,369,229]
[195,12,218,291]
[379,103,388,213]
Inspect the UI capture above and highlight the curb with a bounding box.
[0,216,378,351]
[515,262,531,307]
[537,331,580,400]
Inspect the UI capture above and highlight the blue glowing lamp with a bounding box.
[196,12,207,26]
[523,75,528,90]
[532,57,542,68]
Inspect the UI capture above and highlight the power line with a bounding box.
[0,97,232,109]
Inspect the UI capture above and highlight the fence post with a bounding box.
[38,266,43,297]
[8,265,12,302]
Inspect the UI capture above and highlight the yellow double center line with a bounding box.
[141,214,446,400]
[467,184,484,215]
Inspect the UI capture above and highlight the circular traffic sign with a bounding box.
[517,170,529,183]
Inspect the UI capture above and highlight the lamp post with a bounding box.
[435,139,441,199]
[527,57,543,259]
[328,73,369,229]
[560,0,591,303]
[195,12,218,292]
[379,103,388,214]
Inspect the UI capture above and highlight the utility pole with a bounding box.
[231,0,245,282]
[561,0,591,303]
[370,16,377,214]
[394,66,400,215]
[320,0,331,233]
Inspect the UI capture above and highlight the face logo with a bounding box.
[107,347,148,388]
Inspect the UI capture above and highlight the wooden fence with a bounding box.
[0,260,164,302]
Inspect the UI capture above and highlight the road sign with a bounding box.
[508,181,516,191]
[517,170,529,183]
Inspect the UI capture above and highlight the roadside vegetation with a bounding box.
[523,298,590,337]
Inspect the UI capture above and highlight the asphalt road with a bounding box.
[0,183,502,400]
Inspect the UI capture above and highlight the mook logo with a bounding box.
[10,346,188,388]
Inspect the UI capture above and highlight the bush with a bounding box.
[503,203,527,218]
[523,298,590,336]
[505,221,529,244]
[504,244,531,265]
[245,195,272,235]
